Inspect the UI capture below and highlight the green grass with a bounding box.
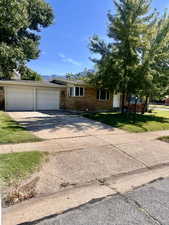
[0,151,47,185]
[0,111,42,144]
[149,104,169,109]
[84,110,169,133]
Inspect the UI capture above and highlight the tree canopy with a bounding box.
[89,0,169,111]
[0,0,54,79]
[19,65,42,81]
[66,69,95,81]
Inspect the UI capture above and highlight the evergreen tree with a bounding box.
[89,0,168,113]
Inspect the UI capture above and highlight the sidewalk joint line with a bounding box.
[110,143,149,169]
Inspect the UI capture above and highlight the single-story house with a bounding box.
[0,79,121,111]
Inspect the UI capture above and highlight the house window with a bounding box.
[97,89,110,101]
[69,87,84,97]
[69,87,74,97]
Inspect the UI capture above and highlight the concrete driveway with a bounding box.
[8,111,125,139]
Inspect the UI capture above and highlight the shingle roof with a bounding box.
[0,80,66,88]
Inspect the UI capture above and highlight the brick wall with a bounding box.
[60,87,113,111]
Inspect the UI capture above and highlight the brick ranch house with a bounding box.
[0,79,121,111]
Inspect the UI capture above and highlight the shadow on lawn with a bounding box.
[84,112,169,132]
[1,120,27,131]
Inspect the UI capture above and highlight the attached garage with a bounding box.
[0,80,65,111]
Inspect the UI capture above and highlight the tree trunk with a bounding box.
[133,97,138,123]
[142,96,149,114]
[126,95,131,118]
[121,92,125,114]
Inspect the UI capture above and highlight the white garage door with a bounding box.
[36,88,60,110]
[6,87,34,111]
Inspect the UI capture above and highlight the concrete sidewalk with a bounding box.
[1,130,169,196]
[0,129,169,154]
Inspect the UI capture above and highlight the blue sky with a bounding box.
[28,0,169,76]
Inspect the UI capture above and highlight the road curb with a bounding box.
[3,165,169,225]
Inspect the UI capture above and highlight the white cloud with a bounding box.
[58,53,65,58]
[58,53,82,66]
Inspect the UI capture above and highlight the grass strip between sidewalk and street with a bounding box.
[0,151,48,185]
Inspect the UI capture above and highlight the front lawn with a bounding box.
[0,151,47,185]
[149,104,169,109]
[84,110,169,133]
[0,111,42,144]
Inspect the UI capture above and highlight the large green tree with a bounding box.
[0,0,54,79]
[66,69,94,81]
[89,0,169,113]
[138,12,169,99]
[19,65,42,81]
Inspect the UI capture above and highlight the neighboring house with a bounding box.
[0,78,121,111]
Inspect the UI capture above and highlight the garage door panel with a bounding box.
[5,86,60,111]
[37,88,60,110]
[6,87,34,111]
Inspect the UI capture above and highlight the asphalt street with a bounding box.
[27,178,169,225]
